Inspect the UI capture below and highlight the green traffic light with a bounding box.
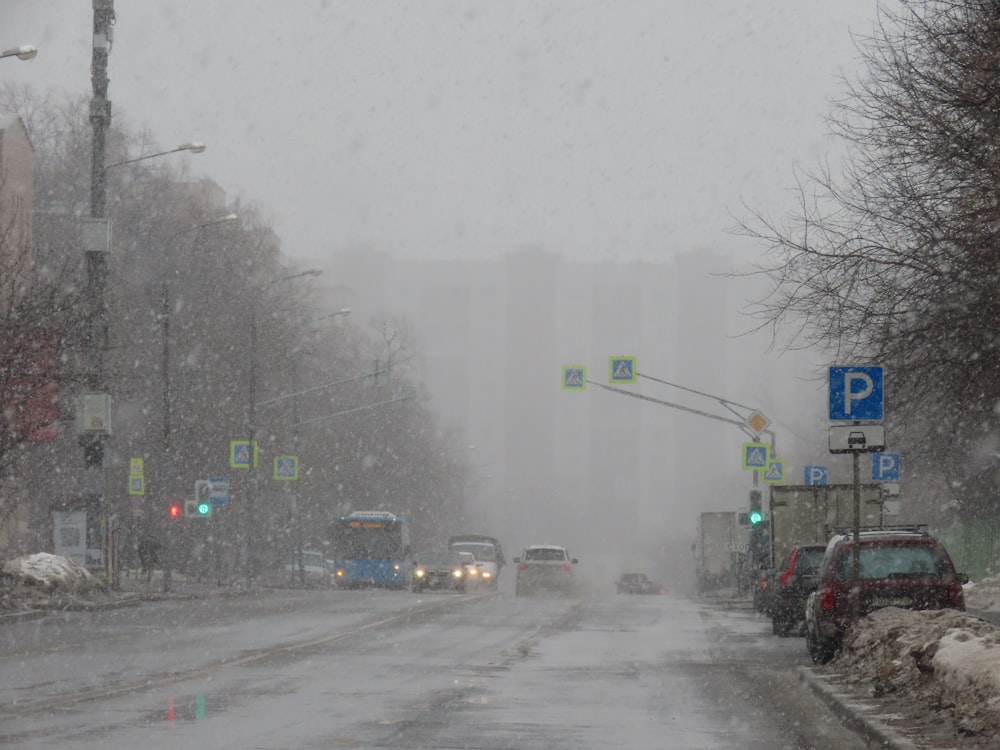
[749,510,763,525]
[196,502,211,516]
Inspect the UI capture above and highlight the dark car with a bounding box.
[514,545,578,597]
[616,572,665,595]
[411,551,467,593]
[805,529,967,664]
[769,543,826,636]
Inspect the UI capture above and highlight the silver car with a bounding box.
[514,545,579,597]
[284,550,332,588]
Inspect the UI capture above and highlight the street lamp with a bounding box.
[159,213,239,591]
[1,45,37,61]
[107,142,206,169]
[244,269,323,586]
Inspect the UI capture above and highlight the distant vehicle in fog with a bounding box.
[616,572,666,595]
[412,550,468,593]
[514,545,578,597]
[449,534,505,589]
[328,511,411,589]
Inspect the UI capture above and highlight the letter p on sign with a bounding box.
[829,366,884,421]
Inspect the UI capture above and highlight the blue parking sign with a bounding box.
[829,366,884,421]
[804,466,828,485]
[872,452,900,482]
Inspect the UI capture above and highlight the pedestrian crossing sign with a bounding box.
[274,456,299,480]
[762,459,785,484]
[609,356,637,384]
[742,442,769,470]
[562,366,586,390]
[230,440,259,468]
[128,475,144,495]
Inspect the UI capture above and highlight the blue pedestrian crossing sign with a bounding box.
[829,366,884,421]
[871,452,901,482]
[804,466,828,485]
[128,475,145,496]
[230,440,259,469]
[742,442,769,470]
[609,356,637,384]
[762,459,785,484]
[562,366,586,390]
[274,456,299,480]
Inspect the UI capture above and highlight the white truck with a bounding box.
[696,511,750,593]
[767,483,886,569]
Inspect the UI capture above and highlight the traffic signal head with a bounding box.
[185,499,212,518]
[748,489,763,525]
[168,503,182,519]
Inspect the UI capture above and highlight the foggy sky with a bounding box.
[3,1,880,264]
[4,1,886,569]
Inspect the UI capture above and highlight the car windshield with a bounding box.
[287,552,325,568]
[418,553,460,567]
[793,549,825,575]
[524,548,567,562]
[452,543,496,562]
[833,545,944,581]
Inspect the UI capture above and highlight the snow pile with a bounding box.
[838,604,1000,736]
[963,574,1000,613]
[0,553,110,613]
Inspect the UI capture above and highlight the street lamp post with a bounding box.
[107,142,206,169]
[243,269,323,586]
[1,45,38,61]
[159,213,238,592]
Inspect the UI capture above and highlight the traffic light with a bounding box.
[168,502,183,519]
[748,489,764,526]
[186,481,212,518]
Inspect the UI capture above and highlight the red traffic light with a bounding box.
[168,503,182,519]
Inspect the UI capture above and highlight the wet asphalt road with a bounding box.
[0,587,887,749]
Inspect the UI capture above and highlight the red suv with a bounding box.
[804,529,967,664]
[769,543,826,637]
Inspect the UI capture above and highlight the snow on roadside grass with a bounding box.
[837,580,1000,737]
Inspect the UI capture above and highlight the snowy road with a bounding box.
[0,590,870,749]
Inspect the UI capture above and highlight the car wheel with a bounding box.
[806,630,835,665]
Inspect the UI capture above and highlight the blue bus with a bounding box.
[328,511,412,589]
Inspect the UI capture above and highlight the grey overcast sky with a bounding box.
[3,1,880,264]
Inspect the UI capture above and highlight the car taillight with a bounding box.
[819,587,835,611]
[519,562,527,570]
[946,580,964,607]
[559,564,571,571]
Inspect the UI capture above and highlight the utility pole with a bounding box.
[79,0,116,583]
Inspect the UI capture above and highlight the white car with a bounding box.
[284,550,331,588]
[449,541,501,588]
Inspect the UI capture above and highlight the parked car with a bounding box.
[769,542,826,636]
[514,545,578,597]
[412,551,467,593]
[283,550,332,588]
[616,572,665,595]
[805,528,967,664]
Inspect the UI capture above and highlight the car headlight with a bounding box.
[467,568,478,576]
[453,568,464,578]
[481,571,491,579]
[415,568,426,578]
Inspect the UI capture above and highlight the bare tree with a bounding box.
[738,0,1000,516]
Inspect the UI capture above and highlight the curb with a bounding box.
[797,667,919,750]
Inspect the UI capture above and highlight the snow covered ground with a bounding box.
[835,577,1000,737]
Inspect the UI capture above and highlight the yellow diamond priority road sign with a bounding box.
[745,409,771,436]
